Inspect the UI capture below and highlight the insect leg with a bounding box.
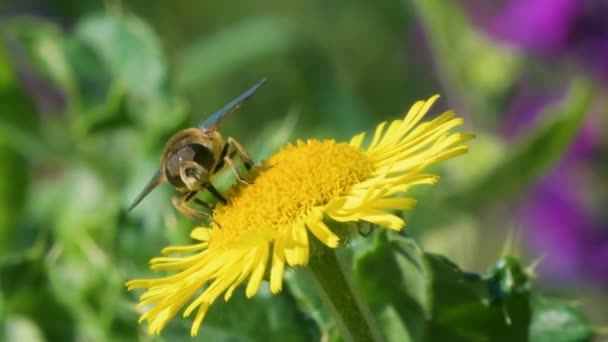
[224,150,254,185]
[192,198,215,210]
[172,191,222,226]
[212,143,229,174]
[227,137,254,171]
[204,183,228,204]
[172,192,207,219]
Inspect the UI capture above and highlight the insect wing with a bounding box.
[128,168,164,211]
[199,78,267,132]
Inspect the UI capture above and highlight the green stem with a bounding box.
[308,249,381,342]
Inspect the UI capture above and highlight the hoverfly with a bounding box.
[128,78,267,221]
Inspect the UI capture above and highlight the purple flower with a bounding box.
[502,89,606,284]
[521,151,608,284]
[486,0,579,55]
[470,0,608,81]
[463,0,608,283]
[569,1,608,81]
[499,85,561,138]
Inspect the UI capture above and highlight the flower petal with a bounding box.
[283,220,309,266]
[191,227,212,241]
[246,244,269,297]
[307,220,340,248]
[349,132,366,147]
[270,238,286,293]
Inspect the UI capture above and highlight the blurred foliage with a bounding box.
[0,1,604,341]
[410,0,522,124]
[353,232,585,342]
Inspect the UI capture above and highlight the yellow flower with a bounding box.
[127,95,474,336]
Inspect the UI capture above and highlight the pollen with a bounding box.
[210,140,374,244]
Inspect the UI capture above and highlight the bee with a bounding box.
[128,78,267,221]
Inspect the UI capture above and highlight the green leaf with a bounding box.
[0,40,35,254]
[353,232,592,341]
[61,36,116,113]
[0,34,39,133]
[50,167,118,241]
[284,268,341,340]
[354,232,429,342]
[408,0,521,121]
[75,12,187,132]
[3,316,46,342]
[530,296,593,342]
[4,18,73,97]
[6,17,120,135]
[425,253,530,342]
[0,144,28,254]
[0,250,76,342]
[76,12,167,99]
[176,17,298,88]
[444,79,593,211]
[197,285,320,342]
[75,12,186,133]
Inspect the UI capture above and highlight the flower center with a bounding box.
[210,140,374,242]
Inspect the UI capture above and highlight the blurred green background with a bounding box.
[0,0,606,341]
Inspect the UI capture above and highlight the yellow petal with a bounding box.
[349,132,366,147]
[246,244,269,298]
[270,238,286,293]
[307,220,340,248]
[190,227,212,241]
